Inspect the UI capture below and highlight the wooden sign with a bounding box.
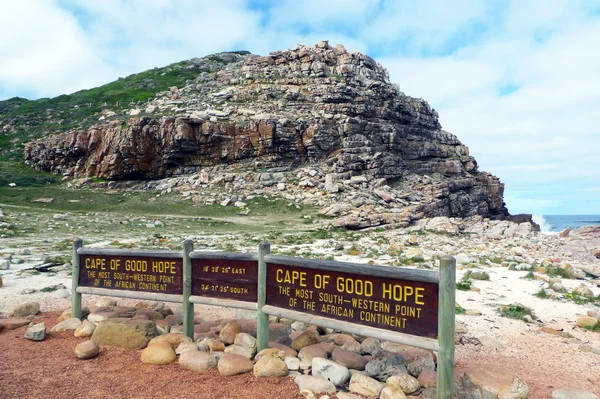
[266,263,439,338]
[79,254,183,295]
[191,258,258,302]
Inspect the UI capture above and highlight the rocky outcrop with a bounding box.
[24,41,519,222]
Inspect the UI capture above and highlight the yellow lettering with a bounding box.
[415,287,425,305]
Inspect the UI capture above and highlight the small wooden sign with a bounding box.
[266,263,439,338]
[79,255,183,295]
[191,258,258,303]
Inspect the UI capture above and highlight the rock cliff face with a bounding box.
[25,41,520,224]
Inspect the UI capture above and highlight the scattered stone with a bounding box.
[24,322,46,341]
[312,357,350,386]
[294,375,336,395]
[234,332,257,353]
[386,373,420,395]
[140,341,176,365]
[75,340,99,360]
[74,320,96,338]
[253,356,288,378]
[179,351,217,371]
[285,356,300,371]
[0,259,10,270]
[360,337,381,355]
[455,366,529,399]
[349,373,385,397]
[337,393,362,399]
[217,353,253,376]
[574,284,595,298]
[9,302,40,317]
[51,318,82,332]
[299,344,328,363]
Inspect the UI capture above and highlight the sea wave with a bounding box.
[532,215,556,235]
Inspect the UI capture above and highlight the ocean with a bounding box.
[533,215,600,233]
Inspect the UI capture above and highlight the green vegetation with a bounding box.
[535,288,549,298]
[0,161,59,187]
[499,304,535,320]
[463,270,490,281]
[522,271,535,279]
[584,324,600,332]
[456,281,471,291]
[455,304,467,315]
[546,265,574,279]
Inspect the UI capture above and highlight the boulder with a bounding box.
[360,337,381,355]
[175,341,198,355]
[253,356,288,378]
[312,357,350,386]
[380,386,408,399]
[217,353,253,376]
[332,348,368,370]
[268,342,297,357]
[140,341,176,365]
[219,321,242,344]
[291,328,320,351]
[294,375,336,394]
[91,319,157,349]
[24,322,46,341]
[299,344,328,363]
[576,316,599,329]
[179,351,217,371]
[74,320,96,338]
[9,302,39,317]
[75,340,99,360]
[386,373,420,395]
[366,353,408,381]
[349,373,385,397]
[0,318,30,330]
[418,369,437,388]
[269,323,292,341]
[148,333,192,350]
[407,355,436,377]
[224,344,254,359]
[455,366,529,399]
[51,318,82,332]
[234,332,257,353]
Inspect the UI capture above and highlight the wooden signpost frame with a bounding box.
[71,238,455,399]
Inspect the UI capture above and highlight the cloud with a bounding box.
[0,0,598,215]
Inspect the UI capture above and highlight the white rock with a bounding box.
[294,375,336,394]
[284,356,300,371]
[312,357,350,386]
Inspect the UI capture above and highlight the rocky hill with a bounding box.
[14,41,532,229]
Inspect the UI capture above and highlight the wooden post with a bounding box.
[437,255,456,399]
[256,241,270,352]
[182,239,194,339]
[72,238,83,319]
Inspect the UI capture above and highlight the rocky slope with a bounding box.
[23,41,530,227]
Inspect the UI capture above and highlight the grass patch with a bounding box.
[522,271,535,280]
[584,324,600,332]
[546,265,573,279]
[455,305,466,315]
[499,304,535,320]
[456,281,472,291]
[463,270,490,281]
[535,288,549,299]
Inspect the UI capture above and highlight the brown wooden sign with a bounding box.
[191,258,258,303]
[266,263,439,338]
[79,255,183,295]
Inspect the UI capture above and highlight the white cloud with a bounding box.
[0,0,598,215]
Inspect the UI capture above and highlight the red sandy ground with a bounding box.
[1,312,599,398]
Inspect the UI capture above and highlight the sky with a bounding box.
[1,0,599,216]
